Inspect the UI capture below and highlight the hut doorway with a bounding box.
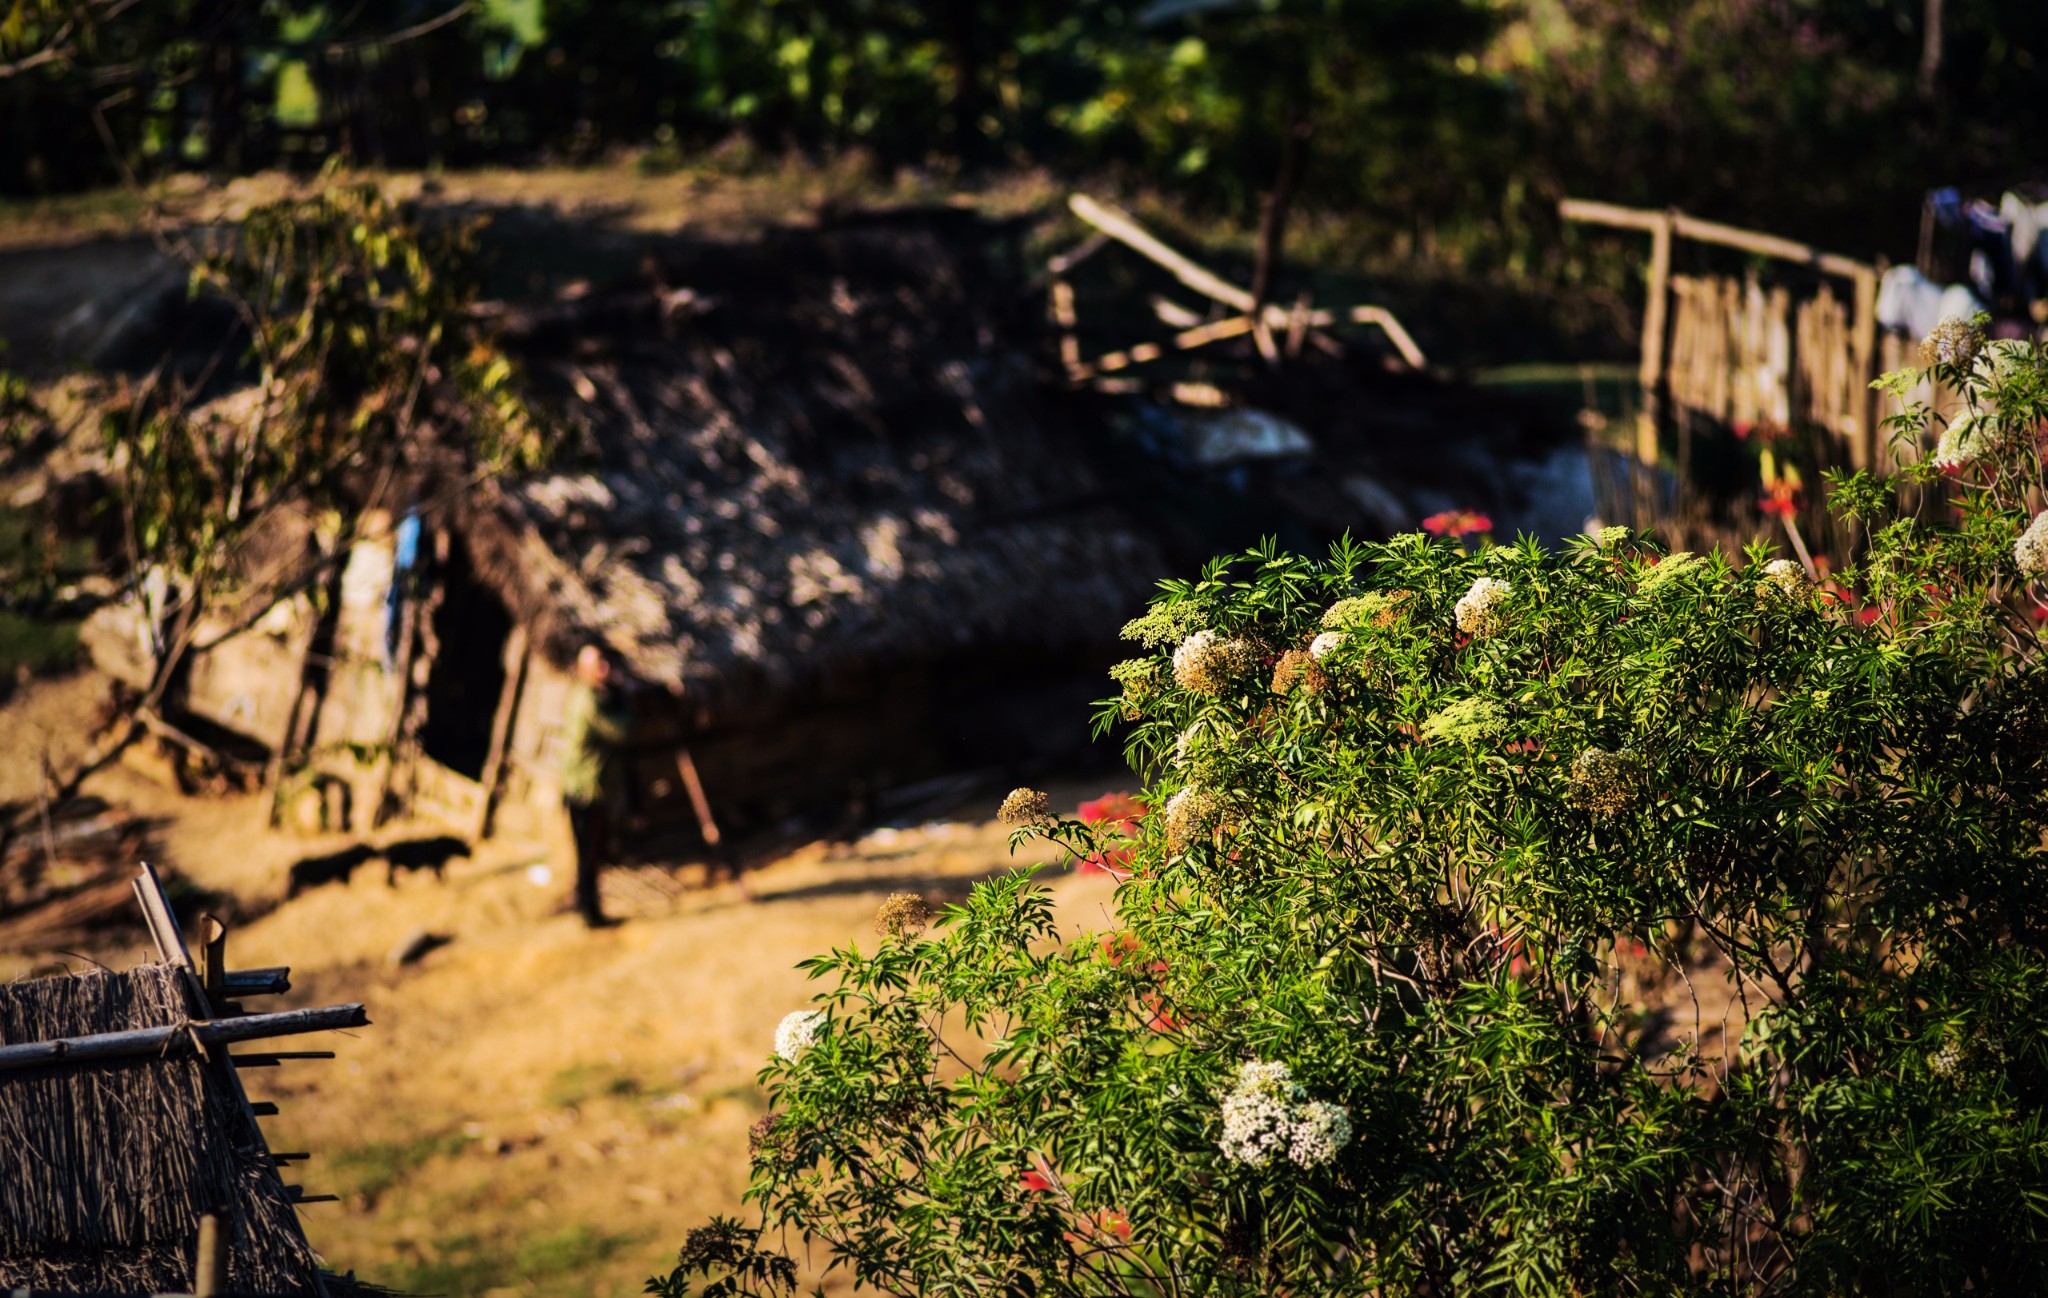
[418,536,513,781]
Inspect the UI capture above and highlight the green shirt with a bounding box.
[560,680,630,806]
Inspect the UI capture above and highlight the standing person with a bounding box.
[561,643,631,927]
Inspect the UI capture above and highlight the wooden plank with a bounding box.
[0,1003,369,1073]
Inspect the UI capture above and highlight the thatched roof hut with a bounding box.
[0,967,324,1295]
[0,867,377,1296]
[85,209,1169,850]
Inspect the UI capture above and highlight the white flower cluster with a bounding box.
[1217,1060,1352,1169]
[1977,338,2034,384]
[1568,746,1639,819]
[1165,786,1225,851]
[774,1009,826,1061]
[1931,413,1993,470]
[1594,524,1631,550]
[1758,558,1810,602]
[1637,551,1706,593]
[1419,696,1506,745]
[2017,513,2048,578]
[1308,631,1346,660]
[1454,577,1511,637]
[1173,630,1255,696]
[1920,315,1985,368]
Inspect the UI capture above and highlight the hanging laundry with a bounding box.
[1964,200,2019,303]
[1938,282,1987,328]
[2001,191,2048,300]
[384,512,421,671]
[1877,265,1985,339]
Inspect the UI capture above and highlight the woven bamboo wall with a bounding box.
[1667,274,1867,448]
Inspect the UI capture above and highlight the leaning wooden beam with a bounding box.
[1346,306,1429,370]
[0,1003,368,1074]
[1070,193,1261,315]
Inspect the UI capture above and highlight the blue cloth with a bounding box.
[385,512,421,671]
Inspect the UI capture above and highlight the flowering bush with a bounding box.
[653,332,2048,1296]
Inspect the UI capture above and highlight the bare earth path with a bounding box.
[0,671,1119,1296]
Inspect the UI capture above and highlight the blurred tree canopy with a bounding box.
[1,0,2043,270]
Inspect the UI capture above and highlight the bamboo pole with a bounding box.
[0,1003,371,1073]
[194,1213,227,1297]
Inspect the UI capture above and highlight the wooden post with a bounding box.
[195,1211,227,1296]
[1051,279,1081,377]
[1851,262,1880,470]
[1635,211,1675,511]
[674,746,723,853]
[197,914,227,1005]
[474,625,530,841]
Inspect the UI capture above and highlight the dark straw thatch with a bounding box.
[0,966,325,1296]
[464,209,1165,720]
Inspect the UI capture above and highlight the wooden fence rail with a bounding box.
[1560,198,1883,473]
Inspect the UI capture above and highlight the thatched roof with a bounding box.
[0,965,327,1296]
[464,209,1166,715]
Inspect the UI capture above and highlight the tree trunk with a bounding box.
[1918,0,1943,100]
[948,6,984,165]
[1249,115,1312,312]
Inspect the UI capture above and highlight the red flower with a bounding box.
[1142,992,1179,1033]
[1101,932,1142,965]
[1078,792,1145,878]
[1078,792,1146,826]
[1021,1170,1054,1194]
[1423,508,1494,539]
[1065,1209,1134,1246]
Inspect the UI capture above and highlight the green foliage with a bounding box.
[11,3,2048,292]
[658,337,2048,1294]
[100,176,553,612]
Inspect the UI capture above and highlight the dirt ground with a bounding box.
[0,673,1122,1298]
